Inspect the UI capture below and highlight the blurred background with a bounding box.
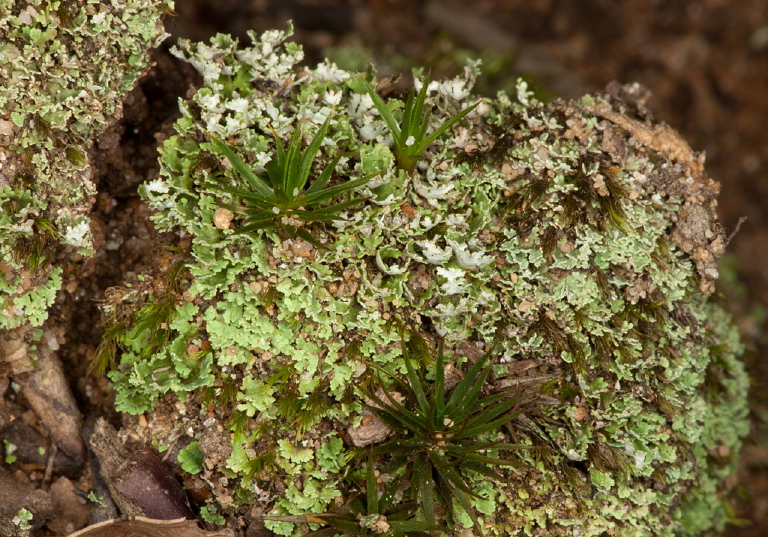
[161,1,768,534]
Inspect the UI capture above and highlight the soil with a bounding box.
[4,1,768,535]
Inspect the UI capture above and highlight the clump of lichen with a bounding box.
[106,26,748,537]
[0,0,172,329]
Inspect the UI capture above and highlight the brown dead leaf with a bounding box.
[87,419,195,519]
[66,516,233,537]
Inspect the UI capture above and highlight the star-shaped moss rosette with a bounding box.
[209,113,379,247]
[360,336,540,534]
[360,76,479,174]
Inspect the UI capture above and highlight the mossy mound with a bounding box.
[104,26,748,537]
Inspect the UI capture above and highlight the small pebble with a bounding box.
[213,207,234,229]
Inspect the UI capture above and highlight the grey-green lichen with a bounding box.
[0,0,172,329]
[108,26,748,537]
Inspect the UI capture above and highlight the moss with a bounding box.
[0,0,172,329]
[107,26,748,537]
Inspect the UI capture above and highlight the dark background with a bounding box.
[158,1,768,534]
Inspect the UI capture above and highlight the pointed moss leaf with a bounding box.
[403,350,429,415]
[296,115,332,193]
[420,100,480,149]
[365,81,402,140]
[448,366,491,421]
[444,355,491,416]
[211,138,274,200]
[305,154,342,195]
[412,457,435,526]
[437,472,483,535]
[364,388,425,434]
[300,175,371,206]
[458,460,507,481]
[366,453,379,514]
[434,344,446,417]
[293,227,327,250]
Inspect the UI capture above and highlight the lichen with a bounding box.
[0,0,172,329]
[108,26,748,536]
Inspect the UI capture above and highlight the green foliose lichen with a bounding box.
[110,26,748,536]
[0,0,172,329]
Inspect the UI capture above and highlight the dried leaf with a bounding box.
[88,420,194,519]
[66,516,233,537]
